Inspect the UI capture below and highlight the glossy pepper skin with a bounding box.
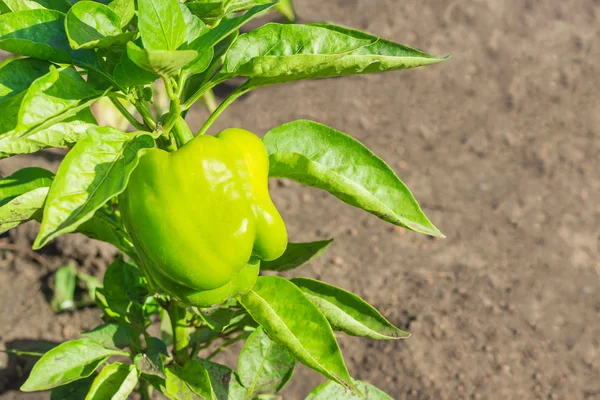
[119,128,287,307]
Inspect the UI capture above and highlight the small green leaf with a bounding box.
[0,109,97,159]
[65,2,136,50]
[276,0,295,21]
[291,278,410,340]
[200,307,247,332]
[263,120,443,237]
[186,0,273,27]
[165,359,215,400]
[50,375,96,400]
[260,239,333,272]
[17,66,98,133]
[0,9,96,65]
[102,258,149,326]
[180,3,209,45]
[127,41,198,76]
[0,167,54,206]
[86,363,138,400]
[306,380,394,400]
[33,127,155,249]
[197,359,247,400]
[76,207,135,256]
[238,276,358,394]
[221,23,446,85]
[21,338,127,391]
[107,0,134,28]
[134,348,165,379]
[51,264,77,312]
[113,50,159,88]
[0,187,48,234]
[82,323,134,350]
[239,327,295,397]
[0,58,51,103]
[0,0,71,13]
[138,0,187,51]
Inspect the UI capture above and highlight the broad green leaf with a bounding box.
[21,339,127,391]
[51,264,77,312]
[113,50,159,88]
[306,380,394,400]
[0,187,48,234]
[0,9,96,65]
[127,41,198,76]
[238,276,358,394]
[16,66,99,133]
[239,327,295,397]
[0,58,51,102]
[276,0,295,21]
[0,0,71,12]
[0,167,53,206]
[180,3,209,45]
[0,110,97,158]
[76,207,135,256]
[82,323,134,350]
[291,278,410,340]
[260,239,333,272]
[221,23,446,85]
[65,2,136,49]
[108,0,134,28]
[102,258,149,326]
[198,359,247,400]
[50,375,96,400]
[263,120,443,237]
[86,363,138,400]
[165,359,215,400]
[138,0,186,51]
[33,127,154,249]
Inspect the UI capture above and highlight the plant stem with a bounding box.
[201,88,218,113]
[181,74,230,112]
[197,82,251,136]
[168,302,191,365]
[139,379,152,400]
[206,333,247,360]
[108,97,146,131]
[134,100,157,131]
[172,117,194,147]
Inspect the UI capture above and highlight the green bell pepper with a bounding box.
[120,128,287,307]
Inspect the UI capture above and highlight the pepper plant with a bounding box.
[0,0,447,398]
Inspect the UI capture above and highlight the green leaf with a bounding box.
[198,359,247,400]
[86,363,138,400]
[186,0,273,27]
[0,9,96,65]
[16,66,99,134]
[180,3,209,45]
[238,276,358,394]
[165,359,215,400]
[0,187,48,234]
[0,109,97,158]
[65,2,136,50]
[82,323,134,350]
[0,58,51,103]
[127,41,198,76]
[33,127,154,249]
[113,50,159,88]
[260,239,333,272]
[291,278,410,340]
[134,345,166,379]
[51,264,77,312]
[0,167,53,206]
[221,23,446,85]
[0,0,71,13]
[263,120,443,237]
[306,380,394,400]
[276,0,295,21]
[108,0,134,28]
[200,307,247,332]
[102,258,149,326]
[50,375,96,400]
[76,207,135,256]
[20,338,127,391]
[239,327,295,397]
[138,0,186,51]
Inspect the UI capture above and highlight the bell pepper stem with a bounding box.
[168,302,191,365]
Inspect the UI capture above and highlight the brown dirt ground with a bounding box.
[1,1,599,399]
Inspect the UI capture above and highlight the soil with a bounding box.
[1,1,599,399]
